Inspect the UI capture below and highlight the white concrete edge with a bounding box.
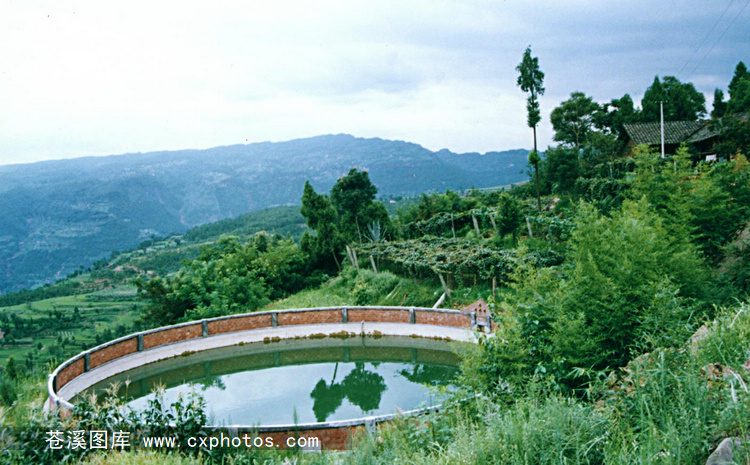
[56,322,477,403]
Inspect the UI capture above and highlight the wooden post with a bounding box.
[472,214,480,235]
[451,213,456,239]
[346,245,359,270]
[490,214,497,230]
[438,273,451,297]
[492,277,497,298]
[526,217,534,238]
[432,292,446,309]
[369,255,378,274]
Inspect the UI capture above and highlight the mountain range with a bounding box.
[0,134,529,293]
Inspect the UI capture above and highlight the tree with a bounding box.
[5,357,17,380]
[549,199,705,372]
[641,76,706,122]
[596,94,638,140]
[528,150,542,211]
[300,181,343,271]
[550,92,600,151]
[516,46,545,211]
[727,61,750,114]
[712,89,728,118]
[495,192,524,241]
[516,46,545,153]
[542,145,581,194]
[329,169,390,246]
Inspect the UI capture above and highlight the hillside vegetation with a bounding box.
[0,135,527,293]
[1,63,750,464]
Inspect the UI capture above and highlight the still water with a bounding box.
[80,336,462,426]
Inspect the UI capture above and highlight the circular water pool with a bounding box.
[78,335,462,426]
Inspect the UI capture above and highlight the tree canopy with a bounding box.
[550,91,600,150]
[641,75,706,122]
[727,61,750,114]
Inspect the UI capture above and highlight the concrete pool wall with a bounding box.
[47,306,493,450]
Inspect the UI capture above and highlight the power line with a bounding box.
[691,0,750,75]
[678,0,735,75]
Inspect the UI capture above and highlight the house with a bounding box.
[623,120,721,159]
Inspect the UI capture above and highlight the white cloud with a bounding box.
[1,0,748,165]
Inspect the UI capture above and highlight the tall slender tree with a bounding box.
[516,46,545,210]
[516,46,545,152]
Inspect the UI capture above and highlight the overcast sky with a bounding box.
[1,0,749,166]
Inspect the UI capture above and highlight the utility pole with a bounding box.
[660,101,665,158]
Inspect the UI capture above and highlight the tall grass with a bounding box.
[343,302,750,464]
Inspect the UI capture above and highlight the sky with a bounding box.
[1,0,749,166]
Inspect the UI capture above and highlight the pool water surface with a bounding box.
[79,336,462,426]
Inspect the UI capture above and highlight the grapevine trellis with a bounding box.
[356,237,562,287]
[404,208,498,238]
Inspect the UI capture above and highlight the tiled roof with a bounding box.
[623,120,718,146]
[461,299,489,315]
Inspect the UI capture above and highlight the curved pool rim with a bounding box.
[47,306,493,448]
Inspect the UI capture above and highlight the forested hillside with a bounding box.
[0,135,527,293]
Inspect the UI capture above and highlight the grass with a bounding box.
[0,283,142,368]
[265,268,444,310]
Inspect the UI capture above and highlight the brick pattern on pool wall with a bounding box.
[143,324,203,349]
[348,308,411,323]
[89,337,138,369]
[207,314,272,335]
[263,425,356,450]
[56,358,85,390]
[414,310,472,328]
[277,309,341,326]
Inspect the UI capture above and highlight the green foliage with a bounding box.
[395,189,515,241]
[552,199,705,370]
[345,303,750,465]
[0,280,84,308]
[472,198,708,392]
[541,145,581,194]
[8,389,208,464]
[483,395,609,464]
[356,237,559,285]
[713,116,750,158]
[337,268,438,307]
[5,357,18,380]
[300,180,344,272]
[597,93,638,140]
[528,150,543,210]
[137,235,308,326]
[330,169,391,246]
[550,91,600,150]
[728,61,750,114]
[630,146,750,265]
[300,171,392,271]
[712,88,728,118]
[495,192,524,240]
[600,305,750,464]
[0,370,17,405]
[641,75,707,122]
[183,206,306,243]
[516,46,545,135]
[722,223,750,296]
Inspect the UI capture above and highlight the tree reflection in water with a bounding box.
[310,362,387,422]
[398,364,458,386]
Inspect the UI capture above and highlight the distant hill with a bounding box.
[0,134,528,292]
